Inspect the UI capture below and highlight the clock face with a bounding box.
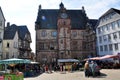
[61,13,68,18]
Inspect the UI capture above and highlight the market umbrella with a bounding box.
[0,58,31,64]
[84,54,119,61]
[0,58,31,72]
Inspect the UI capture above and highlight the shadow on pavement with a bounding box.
[24,72,43,78]
[94,72,107,78]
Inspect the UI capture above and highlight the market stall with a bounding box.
[58,59,79,71]
[0,58,31,80]
[23,61,40,77]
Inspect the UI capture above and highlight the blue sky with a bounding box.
[0,0,120,53]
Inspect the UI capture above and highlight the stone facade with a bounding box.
[3,23,32,60]
[85,22,97,58]
[35,3,97,64]
[3,31,19,59]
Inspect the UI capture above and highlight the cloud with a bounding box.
[83,0,120,18]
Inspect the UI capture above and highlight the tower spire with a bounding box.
[59,2,64,9]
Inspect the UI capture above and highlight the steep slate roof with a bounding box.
[113,8,120,14]
[88,19,98,31]
[35,9,88,29]
[18,25,30,40]
[4,24,30,40]
[4,24,17,39]
[100,8,120,19]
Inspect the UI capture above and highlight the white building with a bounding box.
[3,24,19,59]
[0,7,5,59]
[3,23,32,59]
[96,8,120,58]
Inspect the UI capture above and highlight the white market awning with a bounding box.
[58,59,79,63]
[30,61,39,64]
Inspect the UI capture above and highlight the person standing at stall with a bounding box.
[90,61,97,77]
[84,61,90,77]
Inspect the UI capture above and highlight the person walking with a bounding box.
[84,61,90,77]
[90,61,97,77]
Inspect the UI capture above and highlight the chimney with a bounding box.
[39,5,41,11]
[7,22,10,27]
[82,6,85,13]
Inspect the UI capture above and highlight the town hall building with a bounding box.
[35,3,98,64]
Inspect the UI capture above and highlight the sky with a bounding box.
[0,0,120,53]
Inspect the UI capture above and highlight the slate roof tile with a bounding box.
[4,24,30,40]
[35,9,88,29]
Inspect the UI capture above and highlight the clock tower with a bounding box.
[57,2,71,59]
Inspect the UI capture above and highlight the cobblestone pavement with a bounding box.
[24,69,120,80]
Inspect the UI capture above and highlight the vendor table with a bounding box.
[4,73,23,80]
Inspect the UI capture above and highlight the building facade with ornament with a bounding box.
[35,3,98,65]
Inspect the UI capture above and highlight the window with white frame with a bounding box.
[113,32,117,40]
[99,36,102,43]
[117,19,120,28]
[103,35,107,41]
[100,46,103,51]
[111,22,116,30]
[114,43,118,50]
[101,26,104,32]
[104,45,108,51]
[107,23,111,31]
[108,34,111,41]
[98,28,101,34]
[106,24,109,31]
[118,31,120,38]
[109,44,113,51]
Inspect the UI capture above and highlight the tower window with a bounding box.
[51,31,57,37]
